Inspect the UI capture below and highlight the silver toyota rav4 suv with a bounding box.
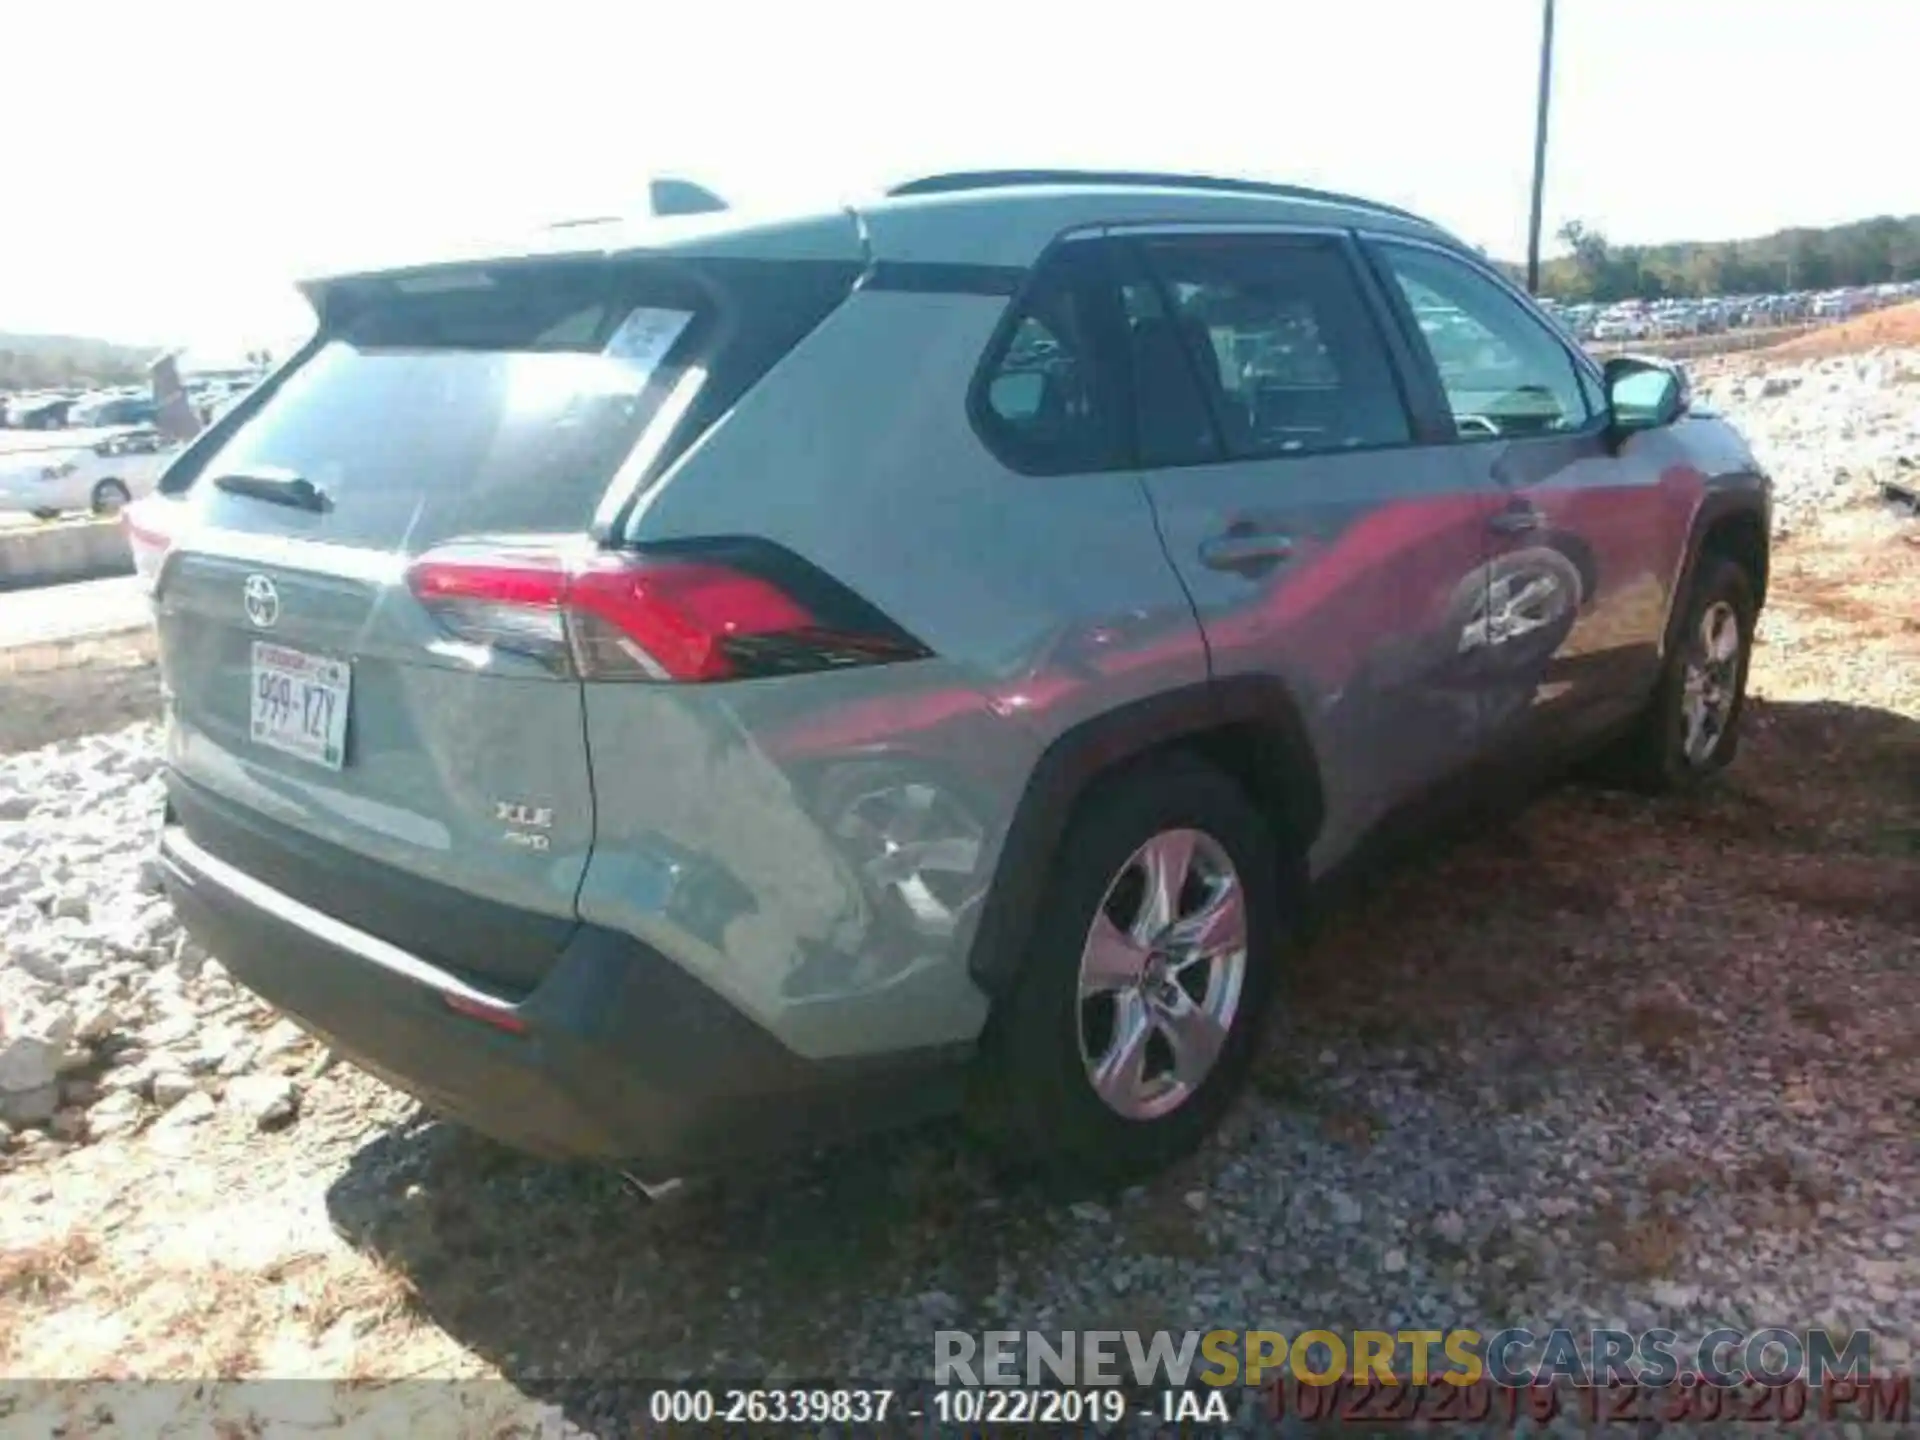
[141,171,1769,1186]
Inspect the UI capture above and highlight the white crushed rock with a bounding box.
[1696,345,1920,531]
[0,722,304,1157]
[227,1073,300,1129]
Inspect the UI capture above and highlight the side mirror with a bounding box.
[1604,355,1689,442]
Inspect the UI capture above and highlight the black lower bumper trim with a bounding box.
[160,826,969,1175]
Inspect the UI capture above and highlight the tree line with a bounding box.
[1530,214,1920,303]
[0,333,155,393]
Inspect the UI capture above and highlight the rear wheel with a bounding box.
[1601,555,1756,791]
[91,479,130,515]
[969,754,1288,1186]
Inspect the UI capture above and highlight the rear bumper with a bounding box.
[159,826,969,1178]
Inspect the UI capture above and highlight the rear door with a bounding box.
[152,257,813,991]
[1117,229,1500,870]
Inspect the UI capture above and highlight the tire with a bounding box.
[967,752,1290,1188]
[91,479,131,516]
[1600,555,1756,792]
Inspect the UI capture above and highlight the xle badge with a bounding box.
[495,800,554,852]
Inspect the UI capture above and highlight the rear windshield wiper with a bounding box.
[212,467,331,513]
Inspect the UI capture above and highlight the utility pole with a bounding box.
[1525,0,1556,294]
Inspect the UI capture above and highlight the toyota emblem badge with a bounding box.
[243,574,280,629]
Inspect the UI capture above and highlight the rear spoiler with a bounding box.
[647,179,728,217]
[546,179,729,231]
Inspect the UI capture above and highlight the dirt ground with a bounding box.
[0,648,157,756]
[0,425,1915,1432]
[1766,299,1920,359]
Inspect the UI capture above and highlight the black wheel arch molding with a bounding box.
[1662,481,1771,659]
[964,675,1323,998]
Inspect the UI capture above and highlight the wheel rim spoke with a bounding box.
[1092,992,1154,1109]
[1166,879,1246,962]
[1136,829,1197,939]
[1706,605,1740,663]
[1682,601,1742,764]
[1157,991,1228,1087]
[1080,912,1150,997]
[1684,690,1710,761]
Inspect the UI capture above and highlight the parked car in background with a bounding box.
[7,392,79,429]
[190,379,257,425]
[69,392,160,429]
[0,451,81,516]
[0,429,179,517]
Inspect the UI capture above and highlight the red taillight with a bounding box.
[405,547,575,670]
[404,540,926,683]
[122,498,175,592]
[568,559,813,681]
[409,556,570,609]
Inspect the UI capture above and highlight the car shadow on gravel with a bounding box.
[323,1110,1071,1397]
[321,695,1918,1421]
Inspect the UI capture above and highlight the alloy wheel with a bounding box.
[1075,828,1247,1121]
[1681,599,1742,764]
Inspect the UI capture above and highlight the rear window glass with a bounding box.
[184,258,854,549]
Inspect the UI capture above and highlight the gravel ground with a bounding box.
[1695,346,1920,533]
[0,344,1914,1435]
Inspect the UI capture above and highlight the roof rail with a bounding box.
[886,170,1433,227]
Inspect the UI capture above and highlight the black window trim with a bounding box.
[1357,230,1611,447]
[968,221,1462,479]
[974,221,1609,478]
[1103,221,1446,451]
[1108,235,1228,467]
[965,232,1135,478]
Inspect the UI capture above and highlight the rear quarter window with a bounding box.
[971,243,1127,475]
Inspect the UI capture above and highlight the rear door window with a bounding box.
[1134,235,1412,462]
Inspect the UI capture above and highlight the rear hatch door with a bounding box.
[155,258,727,992]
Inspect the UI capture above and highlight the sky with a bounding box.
[1,0,1913,357]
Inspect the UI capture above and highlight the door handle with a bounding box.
[1200,531,1295,571]
[1487,504,1544,535]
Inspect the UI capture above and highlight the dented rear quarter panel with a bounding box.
[577,287,1209,1058]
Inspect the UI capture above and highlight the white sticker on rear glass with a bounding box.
[604,307,694,375]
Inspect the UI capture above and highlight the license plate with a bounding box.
[250,642,350,769]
